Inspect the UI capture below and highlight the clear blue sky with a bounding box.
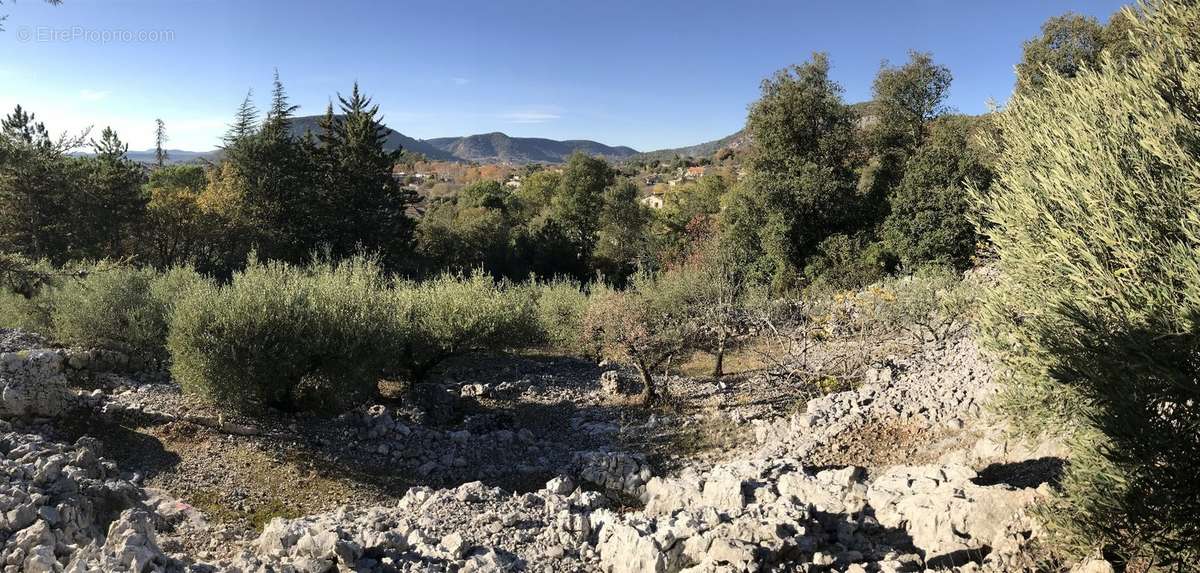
[0,0,1129,152]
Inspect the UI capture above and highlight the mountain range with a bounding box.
[288,115,459,161]
[122,149,220,164]
[101,115,743,166]
[426,132,638,164]
[291,115,641,164]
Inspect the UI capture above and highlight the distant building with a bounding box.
[639,195,665,209]
[684,166,707,179]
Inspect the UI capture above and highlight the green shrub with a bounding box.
[531,277,600,357]
[168,256,397,412]
[150,264,209,307]
[0,255,72,333]
[0,290,52,333]
[975,1,1200,565]
[47,265,192,360]
[392,272,537,384]
[0,261,206,361]
[583,271,703,404]
[803,234,890,292]
[857,266,980,343]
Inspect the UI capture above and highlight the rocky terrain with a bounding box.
[0,326,1073,572]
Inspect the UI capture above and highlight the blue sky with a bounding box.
[1,0,1129,151]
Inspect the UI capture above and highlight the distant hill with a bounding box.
[632,129,747,163]
[93,116,643,166]
[426,132,639,164]
[291,117,635,164]
[289,115,458,161]
[72,148,220,165]
[125,149,219,164]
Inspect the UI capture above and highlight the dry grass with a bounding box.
[115,421,392,532]
[675,338,783,379]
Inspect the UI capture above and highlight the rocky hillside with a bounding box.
[0,311,1086,572]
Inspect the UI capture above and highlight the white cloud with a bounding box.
[451,77,471,86]
[500,109,561,124]
[79,89,110,102]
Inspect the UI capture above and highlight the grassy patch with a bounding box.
[675,338,781,379]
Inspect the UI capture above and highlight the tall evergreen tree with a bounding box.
[1,105,51,147]
[153,118,168,168]
[78,127,145,258]
[224,90,258,147]
[205,78,317,269]
[0,106,74,261]
[309,83,416,269]
[262,69,298,142]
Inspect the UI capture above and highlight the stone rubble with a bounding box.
[0,351,74,419]
[752,336,996,463]
[0,426,185,573]
[0,327,1077,572]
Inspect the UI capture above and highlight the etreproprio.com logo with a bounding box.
[17,26,175,43]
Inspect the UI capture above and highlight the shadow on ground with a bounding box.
[972,456,1065,489]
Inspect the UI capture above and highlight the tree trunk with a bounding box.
[712,330,728,379]
[635,360,656,406]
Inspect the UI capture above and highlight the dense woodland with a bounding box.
[2,2,1198,569]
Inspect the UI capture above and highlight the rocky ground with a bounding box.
[0,325,1075,572]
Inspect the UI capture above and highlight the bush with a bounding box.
[392,272,537,384]
[583,272,702,404]
[0,290,51,334]
[47,264,207,361]
[975,1,1200,565]
[0,256,77,334]
[168,256,398,412]
[531,277,595,357]
[803,234,890,292]
[849,266,980,343]
[0,260,206,361]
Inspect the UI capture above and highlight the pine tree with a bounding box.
[1,105,50,147]
[311,83,415,268]
[0,106,72,261]
[213,75,319,267]
[262,69,298,141]
[90,126,128,160]
[154,119,168,167]
[223,90,258,147]
[81,127,145,258]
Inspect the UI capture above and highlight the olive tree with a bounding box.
[976,1,1200,564]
